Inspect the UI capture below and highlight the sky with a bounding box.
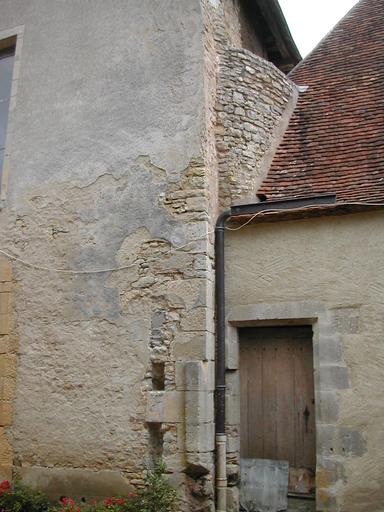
[278,0,360,57]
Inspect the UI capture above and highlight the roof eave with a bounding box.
[229,202,384,225]
[255,0,301,72]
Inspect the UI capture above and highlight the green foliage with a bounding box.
[132,461,178,512]
[0,481,49,512]
[0,463,178,512]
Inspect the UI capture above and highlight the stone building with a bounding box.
[0,1,300,511]
[1,0,382,511]
[224,0,384,510]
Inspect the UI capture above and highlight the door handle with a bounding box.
[303,405,310,433]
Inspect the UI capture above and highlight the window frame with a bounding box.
[0,40,16,186]
[0,26,24,204]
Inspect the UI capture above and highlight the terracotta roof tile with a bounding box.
[259,0,384,203]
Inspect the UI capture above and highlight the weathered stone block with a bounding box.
[226,392,240,425]
[225,370,240,426]
[228,301,324,325]
[174,331,214,362]
[0,354,18,378]
[318,335,343,364]
[233,92,244,104]
[226,369,240,397]
[0,401,12,426]
[226,326,239,369]
[0,338,9,354]
[0,294,10,315]
[227,485,239,512]
[186,391,214,424]
[0,260,12,283]
[132,275,157,289]
[195,278,214,309]
[318,391,339,423]
[316,424,338,455]
[176,422,186,452]
[0,428,12,464]
[332,308,360,333]
[226,433,240,453]
[164,391,184,423]
[186,423,215,453]
[146,391,184,423]
[0,314,10,335]
[167,465,186,488]
[185,451,214,475]
[184,221,210,242]
[17,467,133,499]
[339,427,366,456]
[176,360,214,391]
[319,365,349,390]
[180,306,214,333]
[0,464,12,481]
[165,279,202,310]
[0,377,16,401]
[146,391,164,423]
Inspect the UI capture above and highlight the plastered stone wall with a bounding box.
[225,211,384,512]
[0,0,219,509]
[0,0,300,510]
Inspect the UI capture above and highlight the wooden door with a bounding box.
[240,326,316,496]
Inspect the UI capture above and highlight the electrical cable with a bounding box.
[224,201,384,230]
[0,230,215,274]
[0,201,382,274]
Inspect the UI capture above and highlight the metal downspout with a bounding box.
[215,210,230,512]
[213,195,336,511]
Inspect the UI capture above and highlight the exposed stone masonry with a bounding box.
[0,257,15,481]
[215,48,297,207]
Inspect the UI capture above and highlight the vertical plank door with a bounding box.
[240,326,316,496]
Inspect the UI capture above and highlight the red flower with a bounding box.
[115,499,125,505]
[60,498,75,507]
[0,482,10,490]
[103,498,114,507]
[127,492,137,499]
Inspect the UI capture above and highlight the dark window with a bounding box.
[0,38,16,179]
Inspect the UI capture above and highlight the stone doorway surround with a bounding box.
[225,301,351,511]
